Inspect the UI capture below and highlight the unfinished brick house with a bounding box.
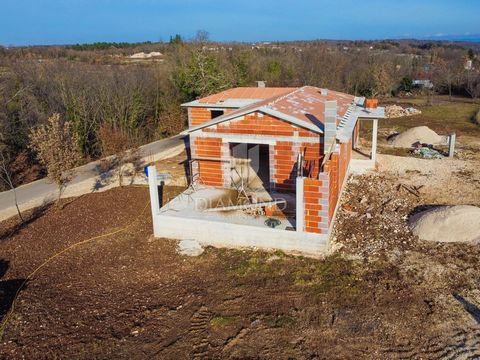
[148,85,384,255]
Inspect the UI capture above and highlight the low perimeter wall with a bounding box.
[152,213,328,257]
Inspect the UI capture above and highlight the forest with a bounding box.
[0,36,479,190]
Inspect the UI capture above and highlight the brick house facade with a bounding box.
[181,86,382,236]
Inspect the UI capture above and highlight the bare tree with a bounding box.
[194,30,210,43]
[28,113,81,203]
[0,147,23,221]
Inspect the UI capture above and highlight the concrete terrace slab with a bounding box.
[151,187,328,257]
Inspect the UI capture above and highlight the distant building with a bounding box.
[465,59,473,70]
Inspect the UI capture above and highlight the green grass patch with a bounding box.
[385,103,480,136]
[225,250,288,277]
[362,102,480,139]
[293,254,360,301]
[264,314,296,328]
[210,315,241,328]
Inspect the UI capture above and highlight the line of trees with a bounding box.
[0,36,479,190]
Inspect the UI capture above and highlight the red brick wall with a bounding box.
[192,111,322,192]
[272,141,323,192]
[189,107,235,127]
[190,108,211,127]
[203,112,317,137]
[197,160,223,187]
[303,178,327,234]
[353,120,360,147]
[324,153,339,221]
[272,141,296,191]
[192,137,223,187]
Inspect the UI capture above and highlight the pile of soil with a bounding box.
[408,205,480,243]
[389,126,446,148]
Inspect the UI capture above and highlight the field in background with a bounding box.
[358,96,480,157]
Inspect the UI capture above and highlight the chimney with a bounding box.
[324,100,337,154]
[256,80,266,88]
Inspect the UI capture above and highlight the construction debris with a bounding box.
[413,147,444,159]
[397,183,423,197]
[332,174,418,257]
[385,105,422,118]
[205,199,286,212]
[177,239,204,256]
[265,218,281,228]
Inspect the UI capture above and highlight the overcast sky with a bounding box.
[1,0,479,45]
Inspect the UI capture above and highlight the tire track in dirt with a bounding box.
[189,306,211,359]
[382,326,480,359]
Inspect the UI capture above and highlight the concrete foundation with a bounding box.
[148,166,327,256]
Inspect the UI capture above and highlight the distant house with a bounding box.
[148,85,384,255]
[465,59,473,70]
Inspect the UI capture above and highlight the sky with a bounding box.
[1,0,479,46]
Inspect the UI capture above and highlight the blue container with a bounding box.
[144,165,150,177]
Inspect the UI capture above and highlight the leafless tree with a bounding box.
[0,147,23,221]
[28,113,81,203]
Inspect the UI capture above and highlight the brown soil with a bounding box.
[3,132,480,360]
[0,183,479,359]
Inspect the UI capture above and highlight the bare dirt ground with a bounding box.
[1,162,480,359]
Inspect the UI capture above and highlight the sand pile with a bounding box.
[389,126,446,148]
[408,205,480,243]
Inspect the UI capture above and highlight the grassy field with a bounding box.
[383,102,480,136]
[359,97,480,155]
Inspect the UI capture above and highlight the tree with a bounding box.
[0,146,23,221]
[169,34,183,45]
[468,48,475,60]
[173,48,233,100]
[28,113,81,202]
[401,77,413,92]
[194,30,210,43]
[370,62,395,97]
